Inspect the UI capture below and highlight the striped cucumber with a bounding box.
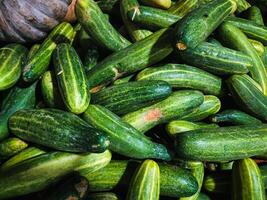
[0,83,36,140]
[81,160,198,197]
[91,80,172,115]
[27,44,40,61]
[175,125,267,161]
[53,43,89,114]
[0,150,111,199]
[139,0,171,9]
[87,192,120,200]
[136,63,222,96]
[232,158,266,200]
[218,22,267,95]
[0,44,28,91]
[83,105,171,160]
[174,0,236,50]
[22,22,74,82]
[168,0,198,15]
[249,39,265,56]
[227,74,267,121]
[126,160,160,200]
[122,90,204,133]
[181,95,221,122]
[9,109,110,153]
[244,6,264,25]
[87,28,173,89]
[0,137,28,160]
[211,109,263,125]
[76,0,131,52]
[178,42,251,75]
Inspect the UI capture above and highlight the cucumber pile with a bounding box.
[1,0,267,199]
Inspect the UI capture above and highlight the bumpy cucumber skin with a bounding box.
[0,137,28,160]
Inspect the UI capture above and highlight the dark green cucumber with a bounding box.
[27,44,40,61]
[122,90,204,133]
[87,28,173,89]
[0,150,111,199]
[227,74,267,121]
[47,175,89,200]
[211,109,263,125]
[9,109,110,153]
[174,0,236,50]
[178,42,251,75]
[0,137,28,160]
[196,193,210,200]
[175,125,267,161]
[83,46,99,72]
[91,80,172,115]
[126,160,160,200]
[22,22,74,83]
[0,44,28,91]
[218,22,267,95]
[207,37,223,46]
[83,105,171,160]
[0,83,36,140]
[87,192,120,200]
[249,39,265,56]
[181,95,221,122]
[76,0,131,52]
[136,63,222,95]
[139,0,171,9]
[81,160,198,197]
[244,6,264,25]
[40,71,64,108]
[54,43,89,114]
[168,0,198,15]
[113,75,134,85]
[232,158,266,200]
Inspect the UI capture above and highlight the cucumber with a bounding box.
[126,160,160,200]
[174,0,236,50]
[175,125,267,161]
[113,75,134,85]
[196,193,210,200]
[0,44,28,91]
[120,0,152,42]
[0,83,36,140]
[53,43,89,114]
[249,39,265,56]
[122,90,204,133]
[97,0,119,14]
[87,192,120,200]
[91,80,171,115]
[207,37,223,46]
[82,46,99,72]
[218,22,267,95]
[9,109,110,153]
[86,28,173,89]
[40,71,64,108]
[244,6,264,25]
[139,0,171,9]
[76,0,131,52]
[0,147,46,172]
[178,42,251,75]
[0,137,28,160]
[81,160,198,198]
[0,150,111,199]
[181,95,221,122]
[232,158,266,200]
[210,109,263,125]
[27,44,40,61]
[226,74,267,121]
[22,22,74,83]
[83,105,171,160]
[47,175,89,200]
[136,63,222,95]
[168,0,198,15]
[235,0,251,13]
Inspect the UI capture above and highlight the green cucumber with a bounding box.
[0,147,46,172]
[249,39,265,56]
[87,28,173,89]
[97,0,119,14]
[218,22,267,95]
[174,0,236,50]
[178,42,251,75]
[139,0,171,9]
[126,160,160,200]
[81,160,198,197]
[122,90,204,133]
[196,193,210,200]
[136,63,222,95]
[27,44,40,61]
[22,22,74,83]
[211,109,263,125]
[244,6,264,25]
[232,158,266,200]
[113,75,134,85]
[236,0,251,13]
[76,0,131,52]
[207,37,223,46]
[0,137,28,160]
[40,71,64,108]
[181,95,221,122]
[0,83,36,140]
[9,109,110,153]
[91,80,172,115]
[168,0,198,15]
[0,150,111,199]
[87,192,120,200]
[53,43,89,114]
[83,46,99,72]
[226,74,267,121]
[83,105,171,160]
[175,125,267,161]
[0,44,28,91]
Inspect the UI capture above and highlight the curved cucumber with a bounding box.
[0,137,28,160]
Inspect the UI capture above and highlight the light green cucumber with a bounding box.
[0,138,28,160]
